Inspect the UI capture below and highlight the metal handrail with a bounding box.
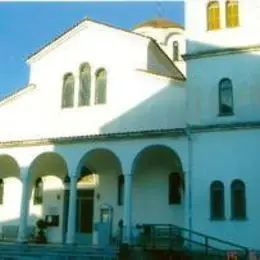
[170,223,248,251]
[138,224,250,258]
[142,223,248,250]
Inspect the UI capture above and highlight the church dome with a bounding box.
[133,18,184,30]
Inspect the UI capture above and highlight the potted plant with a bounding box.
[35,219,47,244]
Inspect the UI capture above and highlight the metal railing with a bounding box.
[132,224,250,259]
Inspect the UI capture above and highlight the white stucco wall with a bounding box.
[186,51,260,125]
[191,129,260,249]
[29,176,65,243]
[132,166,184,227]
[0,69,185,141]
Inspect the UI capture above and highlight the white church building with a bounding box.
[0,0,260,251]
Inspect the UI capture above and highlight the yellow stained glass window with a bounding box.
[62,73,74,108]
[226,0,239,28]
[79,63,91,107]
[207,1,220,30]
[95,69,107,105]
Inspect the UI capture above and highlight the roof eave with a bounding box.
[0,84,36,107]
[150,39,186,81]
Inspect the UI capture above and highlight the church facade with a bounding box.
[0,0,260,250]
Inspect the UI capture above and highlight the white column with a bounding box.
[66,175,77,244]
[18,173,30,243]
[123,173,133,244]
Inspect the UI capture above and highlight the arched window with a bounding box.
[95,69,107,105]
[61,73,74,108]
[207,1,220,30]
[169,172,184,205]
[173,41,179,61]
[210,181,225,219]
[226,0,239,28]
[219,78,234,115]
[34,178,43,205]
[231,179,246,220]
[79,63,91,106]
[0,179,4,205]
[118,175,124,206]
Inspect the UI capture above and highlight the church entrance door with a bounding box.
[75,189,94,245]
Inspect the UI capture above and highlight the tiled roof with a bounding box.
[1,122,260,148]
[133,19,184,30]
[0,129,186,148]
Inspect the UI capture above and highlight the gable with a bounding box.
[27,18,184,85]
[27,18,150,65]
[27,19,155,89]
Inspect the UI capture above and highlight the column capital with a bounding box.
[20,168,30,182]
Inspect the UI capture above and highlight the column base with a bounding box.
[66,236,76,245]
[122,225,132,245]
[17,237,28,244]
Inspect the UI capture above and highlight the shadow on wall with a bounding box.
[98,38,185,134]
[100,82,186,134]
[185,39,260,124]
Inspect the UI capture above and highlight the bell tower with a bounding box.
[185,0,260,54]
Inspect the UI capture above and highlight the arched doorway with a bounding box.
[131,144,184,226]
[73,148,122,245]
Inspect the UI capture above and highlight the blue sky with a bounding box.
[0,2,184,99]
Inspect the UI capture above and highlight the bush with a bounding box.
[35,219,47,244]
[36,219,47,230]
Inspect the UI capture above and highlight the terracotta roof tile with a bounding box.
[133,19,184,30]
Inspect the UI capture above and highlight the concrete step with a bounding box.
[0,244,118,259]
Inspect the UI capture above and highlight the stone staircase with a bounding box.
[0,243,118,259]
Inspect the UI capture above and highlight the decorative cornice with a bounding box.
[190,121,260,133]
[0,84,36,107]
[0,129,186,148]
[183,44,260,61]
[0,121,260,148]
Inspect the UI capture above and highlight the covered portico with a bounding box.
[0,137,188,246]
